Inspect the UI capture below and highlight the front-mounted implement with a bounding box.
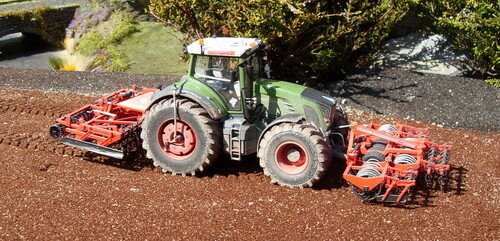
[343,123,452,203]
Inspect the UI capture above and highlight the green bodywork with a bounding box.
[170,54,332,131]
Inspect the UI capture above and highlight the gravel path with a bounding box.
[329,69,499,133]
[0,67,498,134]
[0,0,86,12]
[0,67,179,95]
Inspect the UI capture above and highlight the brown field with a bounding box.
[0,88,498,240]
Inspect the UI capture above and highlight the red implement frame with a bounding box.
[343,123,452,203]
[55,86,158,147]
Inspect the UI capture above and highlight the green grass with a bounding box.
[0,0,50,6]
[116,22,187,75]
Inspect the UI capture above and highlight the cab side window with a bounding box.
[193,56,242,111]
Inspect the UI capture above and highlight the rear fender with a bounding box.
[147,85,223,120]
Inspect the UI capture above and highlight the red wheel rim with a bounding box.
[157,119,196,160]
[274,141,309,175]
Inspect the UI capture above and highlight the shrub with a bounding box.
[74,13,138,72]
[107,45,130,72]
[149,0,413,82]
[417,0,499,77]
[49,57,64,70]
[485,78,499,87]
[101,16,139,46]
[76,30,105,56]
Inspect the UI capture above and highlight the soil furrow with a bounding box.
[0,102,73,118]
[0,131,83,156]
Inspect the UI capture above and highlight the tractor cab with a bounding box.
[193,55,242,110]
[186,37,267,113]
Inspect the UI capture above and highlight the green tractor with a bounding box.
[52,37,453,201]
[140,37,349,188]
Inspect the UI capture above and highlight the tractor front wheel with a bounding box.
[141,98,221,175]
[258,123,331,188]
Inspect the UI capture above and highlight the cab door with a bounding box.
[192,55,243,112]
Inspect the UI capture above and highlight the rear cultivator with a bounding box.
[343,124,452,203]
[50,86,158,159]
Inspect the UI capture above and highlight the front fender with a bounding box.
[147,85,224,120]
[257,114,306,149]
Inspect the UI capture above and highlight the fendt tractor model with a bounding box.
[50,37,452,203]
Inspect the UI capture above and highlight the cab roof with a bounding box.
[186,37,262,57]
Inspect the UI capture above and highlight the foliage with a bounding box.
[0,6,52,27]
[49,54,94,71]
[73,11,139,72]
[68,6,111,30]
[49,57,64,70]
[134,0,150,9]
[107,45,130,72]
[75,30,104,56]
[416,0,499,77]
[485,78,499,87]
[101,16,139,46]
[88,0,136,11]
[87,51,108,70]
[149,0,414,82]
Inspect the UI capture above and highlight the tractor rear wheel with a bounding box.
[258,123,331,188]
[141,98,221,175]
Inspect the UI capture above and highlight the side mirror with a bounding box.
[237,61,247,68]
[237,56,254,68]
[231,70,238,81]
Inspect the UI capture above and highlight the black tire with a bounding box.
[258,123,331,188]
[362,151,386,162]
[140,98,221,175]
[372,138,389,145]
[369,139,388,151]
[369,144,387,151]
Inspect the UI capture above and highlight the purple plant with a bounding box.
[77,22,89,35]
[90,7,111,23]
[68,10,83,28]
[95,49,109,57]
[68,9,93,29]
[82,7,111,29]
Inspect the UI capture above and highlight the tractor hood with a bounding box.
[256,79,336,108]
[300,87,337,107]
[256,79,337,130]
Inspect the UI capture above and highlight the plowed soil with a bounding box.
[0,88,498,240]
